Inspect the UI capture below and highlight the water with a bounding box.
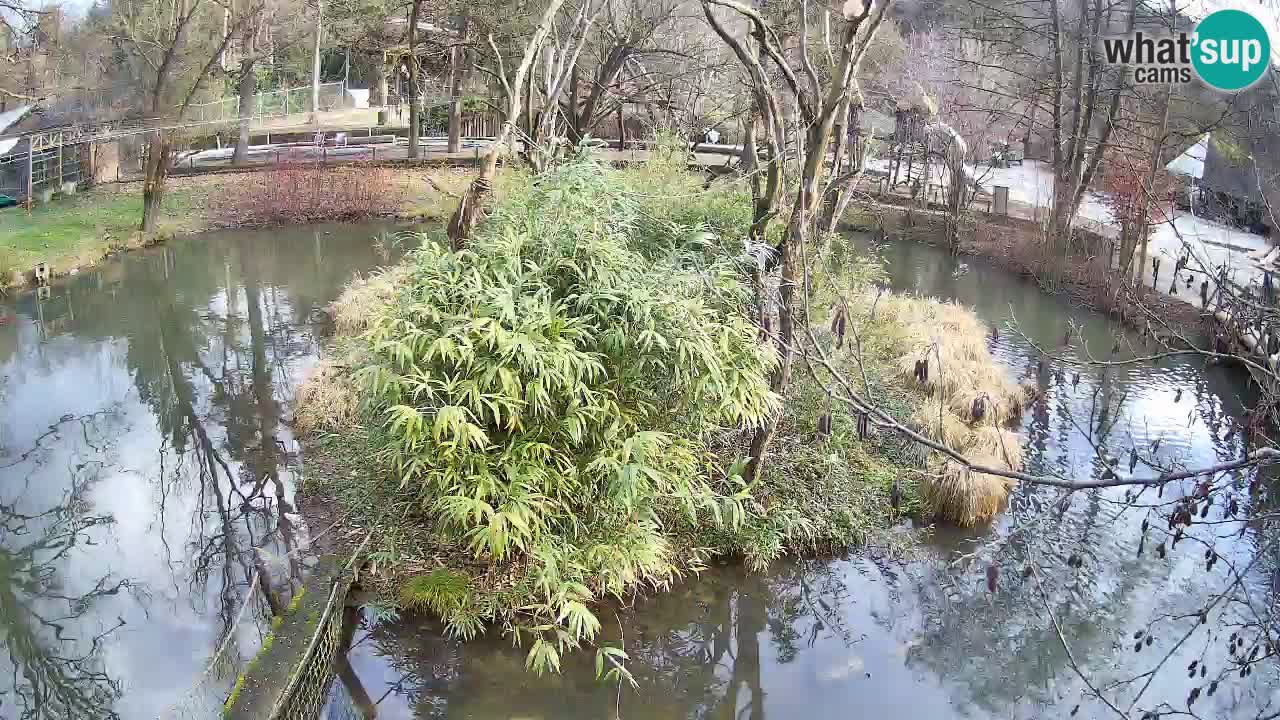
[3,226,1275,719]
[334,236,1280,719]
[0,222,402,719]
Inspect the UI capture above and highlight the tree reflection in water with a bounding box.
[338,558,870,720]
[0,224,400,717]
[0,458,126,719]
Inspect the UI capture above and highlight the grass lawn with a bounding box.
[0,184,205,285]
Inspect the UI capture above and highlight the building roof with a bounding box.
[0,105,32,135]
[1201,132,1276,204]
[1166,132,1207,179]
[1198,80,1280,226]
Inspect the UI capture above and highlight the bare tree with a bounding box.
[446,0,570,248]
[520,0,601,171]
[701,0,890,480]
[404,0,429,159]
[560,0,685,143]
[310,0,323,116]
[446,11,469,152]
[110,0,263,230]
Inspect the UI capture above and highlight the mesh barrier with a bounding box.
[163,530,370,720]
[188,82,351,124]
[269,579,349,720]
[161,573,269,720]
[319,670,370,720]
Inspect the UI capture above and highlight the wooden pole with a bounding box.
[311,0,324,117]
[616,103,625,149]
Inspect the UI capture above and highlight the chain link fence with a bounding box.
[188,82,351,124]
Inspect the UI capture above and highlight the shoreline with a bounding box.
[0,165,474,293]
[844,199,1209,340]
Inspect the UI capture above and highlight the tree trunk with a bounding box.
[377,54,389,107]
[745,107,844,480]
[565,65,583,143]
[311,0,323,117]
[407,0,422,159]
[232,55,256,165]
[446,0,569,249]
[447,151,497,248]
[1134,0,1176,289]
[141,132,173,232]
[744,217,802,481]
[446,15,468,153]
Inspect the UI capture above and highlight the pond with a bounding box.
[0,222,403,719]
[1,225,1275,720]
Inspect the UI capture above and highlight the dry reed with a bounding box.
[876,293,1030,526]
[294,359,361,434]
[331,265,411,335]
[295,266,412,434]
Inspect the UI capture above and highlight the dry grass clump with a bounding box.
[294,358,361,434]
[875,293,1029,526]
[921,425,1025,526]
[928,459,1012,527]
[883,295,1024,425]
[331,265,411,335]
[296,265,411,434]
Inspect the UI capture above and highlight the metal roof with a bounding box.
[0,104,32,135]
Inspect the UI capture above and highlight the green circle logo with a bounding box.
[1192,9,1271,91]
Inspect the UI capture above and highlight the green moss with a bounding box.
[222,673,246,716]
[1212,132,1251,165]
[219,586,315,716]
[221,631,276,716]
[286,586,307,613]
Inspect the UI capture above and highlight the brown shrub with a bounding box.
[213,163,400,226]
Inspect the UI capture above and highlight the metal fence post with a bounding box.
[25,146,33,208]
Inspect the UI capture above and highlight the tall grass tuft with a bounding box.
[294,359,361,434]
[880,294,1029,525]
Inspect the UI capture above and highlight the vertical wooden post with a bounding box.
[57,144,64,188]
[616,103,625,149]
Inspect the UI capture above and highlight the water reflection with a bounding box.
[0,224,400,718]
[335,236,1280,719]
